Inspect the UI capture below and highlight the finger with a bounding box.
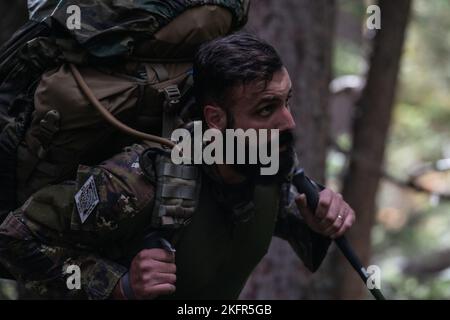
[295,194,308,209]
[140,248,175,263]
[295,194,316,223]
[139,260,177,274]
[319,193,341,229]
[145,283,176,299]
[315,189,333,219]
[323,209,345,237]
[151,272,177,285]
[331,208,354,239]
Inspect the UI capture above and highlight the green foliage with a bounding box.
[340,0,367,20]
[333,41,366,77]
[413,0,450,88]
[331,0,450,299]
[375,0,450,293]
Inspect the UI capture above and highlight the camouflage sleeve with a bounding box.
[0,144,156,299]
[274,183,331,272]
[0,210,126,299]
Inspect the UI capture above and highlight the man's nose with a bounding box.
[276,107,296,131]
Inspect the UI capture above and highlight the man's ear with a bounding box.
[203,105,227,130]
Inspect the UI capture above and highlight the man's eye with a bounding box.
[286,96,292,107]
[286,96,292,109]
[258,105,275,117]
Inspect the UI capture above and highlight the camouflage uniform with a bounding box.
[0,0,249,220]
[0,143,331,299]
[29,0,249,59]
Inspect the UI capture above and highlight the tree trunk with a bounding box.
[337,0,412,299]
[240,0,335,299]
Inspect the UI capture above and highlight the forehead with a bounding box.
[262,67,291,94]
[233,67,292,102]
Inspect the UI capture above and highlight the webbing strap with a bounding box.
[152,64,169,82]
[160,73,193,138]
[161,84,181,138]
[161,184,196,200]
[159,163,198,179]
[158,205,194,218]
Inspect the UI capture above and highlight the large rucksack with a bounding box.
[0,0,249,220]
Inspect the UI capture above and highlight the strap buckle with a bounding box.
[162,85,181,110]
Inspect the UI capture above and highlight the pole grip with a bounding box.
[292,169,385,300]
[142,231,176,253]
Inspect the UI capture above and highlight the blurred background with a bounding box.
[0,0,449,299]
[240,0,450,300]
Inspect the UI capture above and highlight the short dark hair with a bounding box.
[193,32,283,110]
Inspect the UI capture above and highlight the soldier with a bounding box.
[0,33,355,300]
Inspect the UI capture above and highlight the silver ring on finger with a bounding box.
[337,211,346,226]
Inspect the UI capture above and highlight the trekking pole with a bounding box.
[292,169,386,300]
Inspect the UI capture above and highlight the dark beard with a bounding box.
[227,129,296,185]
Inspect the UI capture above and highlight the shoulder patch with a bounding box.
[75,175,99,223]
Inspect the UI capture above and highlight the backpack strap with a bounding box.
[139,146,201,246]
[139,147,200,228]
[161,84,181,138]
[155,64,194,138]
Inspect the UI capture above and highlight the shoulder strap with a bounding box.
[139,146,201,248]
[139,147,201,229]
